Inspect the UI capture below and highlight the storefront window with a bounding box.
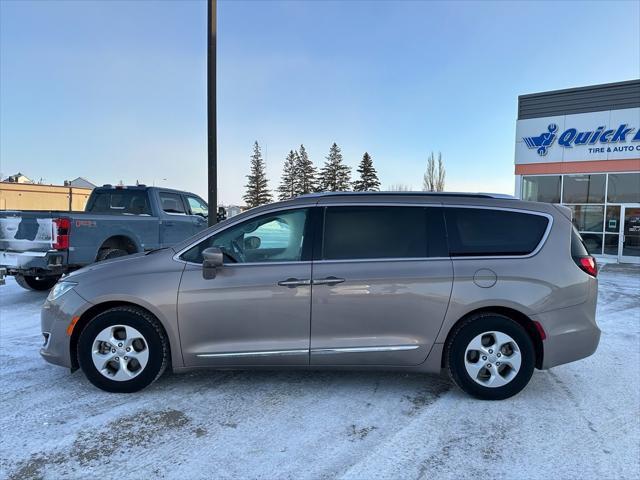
[570,205,604,232]
[521,176,561,203]
[562,174,606,204]
[605,206,620,233]
[607,173,640,203]
[580,233,603,255]
[604,234,619,255]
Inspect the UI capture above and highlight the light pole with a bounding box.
[207,0,217,226]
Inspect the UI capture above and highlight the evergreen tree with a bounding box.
[277,150,298,201]
[243,141,273,208]
[294,144,317,195]
[352,152,380,192]
[319,142,351,191]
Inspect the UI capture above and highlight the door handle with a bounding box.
[313,276,345,286]
[164,221,175,227]
[277,278,311,288]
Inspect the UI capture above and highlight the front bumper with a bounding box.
[40,288,90,369]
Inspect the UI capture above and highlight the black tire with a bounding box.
[446,313,535,400]
[97,248,128,261]
[14,274,60,291]
[77,306,169,393]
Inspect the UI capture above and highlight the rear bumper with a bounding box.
[533,282,600,369]
[1,250,67,277]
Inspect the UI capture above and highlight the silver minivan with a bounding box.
[40,192,600,400]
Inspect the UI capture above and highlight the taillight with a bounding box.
[53,217,70,250]
[533,320,547,341]
[574,255,597,277]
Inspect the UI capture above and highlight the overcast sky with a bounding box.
[1,0,639,205]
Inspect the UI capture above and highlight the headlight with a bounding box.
[47,281,78,301]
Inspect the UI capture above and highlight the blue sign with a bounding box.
[523,124,558,156]
[525,123,640,156]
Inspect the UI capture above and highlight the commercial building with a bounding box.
[514,80,640,264]
[0,183,93,211]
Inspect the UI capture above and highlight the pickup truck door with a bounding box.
[184,195,209,235]
[157,191,194,246]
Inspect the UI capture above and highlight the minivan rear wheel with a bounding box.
[77,306,169,393]
[446,313,535,400]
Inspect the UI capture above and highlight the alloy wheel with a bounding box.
[91,325,150,381]
[464,331,521,387]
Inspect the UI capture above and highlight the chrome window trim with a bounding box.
[163,211,188,216]
[314,257,449,265]
[185,260,312,268]
[174,201,554,264]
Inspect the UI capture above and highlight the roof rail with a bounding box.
[98,184,149,189]
[296,191,516,200]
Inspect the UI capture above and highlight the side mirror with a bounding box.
[202,247,223,280]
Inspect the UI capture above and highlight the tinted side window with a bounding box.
[86,191,150,215]
[445,208,549,256]
[160,193,186,214]
[322,206,428,260]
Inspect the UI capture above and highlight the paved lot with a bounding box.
[1,264,639,479]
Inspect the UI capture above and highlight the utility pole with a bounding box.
[207,0,217,226]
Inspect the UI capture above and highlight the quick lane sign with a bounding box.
[524,123,640,156]
[515,107,640,164]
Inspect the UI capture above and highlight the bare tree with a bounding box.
[422,152,445,192]
[388,183,412,191]
[436,154,446,192]
[423,154,436,191]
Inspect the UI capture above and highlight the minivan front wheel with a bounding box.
[446,313,535,400]
[77,306,169,393]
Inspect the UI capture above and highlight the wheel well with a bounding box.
[97,235,138,258]
[69,301,171,371]
[442,307,544,369]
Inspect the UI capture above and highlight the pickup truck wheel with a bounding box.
[97,248,128,261]
[77,306,169,393]
[14,274,60,291]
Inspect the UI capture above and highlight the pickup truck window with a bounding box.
[87,191,151,215]
[186,196,208,218]
[160,193,187,215]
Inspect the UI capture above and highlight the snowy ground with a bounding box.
[1,265,639,480]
